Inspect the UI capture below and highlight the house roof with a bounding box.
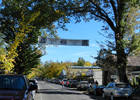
[71,66,101,69]
[130,71,140,74]
[127,56,140,67]
[108,55,140,67]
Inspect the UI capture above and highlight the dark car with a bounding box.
[69,80,78,88]
[128,85,140,100]
[87,84,105,95]
[0,74,37,100]
[94,85,106,95]
[29,79,38,93]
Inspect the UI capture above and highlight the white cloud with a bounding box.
[45,49,58,54]
[72,52,94,56]
[90,43,99,47]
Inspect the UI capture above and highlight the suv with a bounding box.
[77,81,88,90]
[0,74,37,100]
[102,82,132,100]
[69,80,78,88]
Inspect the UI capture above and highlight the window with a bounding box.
[0,76,26,90]
[24,76,30,89]
[116,84,131,88]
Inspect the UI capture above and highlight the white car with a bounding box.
[102,82,132,100]
[77,81,88,90]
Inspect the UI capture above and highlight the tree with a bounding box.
[84,61,92,67]
[0,11,40,71]
[0,0,65,74]
[14,47,42,74]
[73,62,78,66]
[92,62,97,66]
[46,62,65,78]
[63,61,72,79]
[96,48,116,68]
[58,0,140,82]
[77,57,85,66]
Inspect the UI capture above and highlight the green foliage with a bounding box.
[77,57,85,66]
[0,11,40,71]
[131,80,133,85]
[0,0,66,74]
[133,76,136,85]
[0,47,6,55]
[96,48,116,68]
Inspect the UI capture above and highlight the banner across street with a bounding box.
[38,36,89,46]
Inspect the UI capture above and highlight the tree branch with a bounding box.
[89,0,116,31]
[109,0,117,22]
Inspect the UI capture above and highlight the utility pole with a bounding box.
[90,55,95,84]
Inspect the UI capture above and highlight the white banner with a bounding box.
[38,37,89,46]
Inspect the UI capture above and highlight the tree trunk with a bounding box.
[115,30,129,83]
[117,67,128,83]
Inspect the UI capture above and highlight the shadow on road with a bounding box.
[38,89,83,95]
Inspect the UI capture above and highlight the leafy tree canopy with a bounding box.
[84,61,92,67]
[57,0,140,82]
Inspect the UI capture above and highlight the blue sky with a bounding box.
[40,19,107,64]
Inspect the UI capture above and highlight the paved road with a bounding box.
[34,80,106,100]
[34,80,127,100]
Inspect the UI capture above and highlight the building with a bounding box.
[70,66,103,85]
[102,55,140,85]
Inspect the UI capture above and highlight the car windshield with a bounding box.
[97,85,105,87]
[0,76,26,90]
[81,82,88,84]
[72,80,78,82]
[116,84,131,88]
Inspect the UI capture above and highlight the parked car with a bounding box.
[77,81,89,90]
[29,79,38,93]
[102,82,132,100]
[127,85,140,100]
[59,80,62,85]
[87,84,106,95]
[69,80,78,88]
[0,74,37,100]
[63,79,68,86]
[29,81,36,99]
[47,79,50,82]
[55,79,60,84]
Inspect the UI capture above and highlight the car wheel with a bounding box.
[31,94,34,100]
[110,93,115,100]
[94,91,97,96]
[86,89,89,94]
[102,92,106,99]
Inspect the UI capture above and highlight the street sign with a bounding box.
[38,37,89,46]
